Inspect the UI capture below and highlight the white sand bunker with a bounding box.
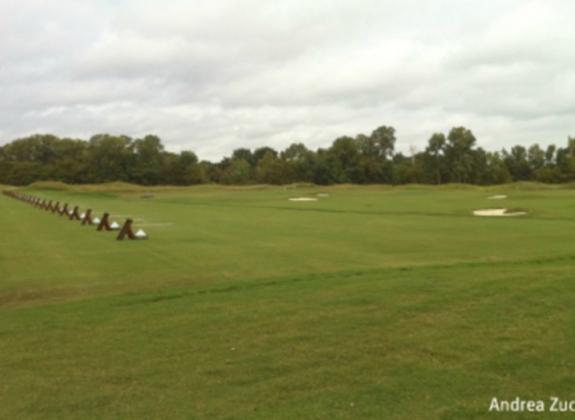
[488,195,508,200]
[289,197,318,202]
[473,208,527,217]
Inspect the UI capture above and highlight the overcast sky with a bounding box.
[1,0,574,160]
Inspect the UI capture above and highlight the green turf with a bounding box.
[1,184,575,419]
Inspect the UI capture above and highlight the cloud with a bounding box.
[1,0,574,160]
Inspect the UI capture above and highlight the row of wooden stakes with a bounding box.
[2,190,147,240]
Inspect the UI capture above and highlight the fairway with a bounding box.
[2,183,575,419]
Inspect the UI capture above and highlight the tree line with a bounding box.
[1,126,574,186]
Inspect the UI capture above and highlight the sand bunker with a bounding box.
[488,195,508,200]
[317,193,330,198]
[289,197,318,202]
[473,208,527,217]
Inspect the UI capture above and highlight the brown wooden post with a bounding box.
[69,206,81,221]
[53,202,61,214]
[81,209,93,225]
[60,203,69,216]
[116,219,136,240]
[97,212,112,231]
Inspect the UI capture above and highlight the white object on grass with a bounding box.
[473,208,526,217]
[289,197,318,202]
[488,195,508,200]
[93,217,101,224]
[135,229,148,239]
[110,221,120,229]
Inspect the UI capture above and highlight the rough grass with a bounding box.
[2,184,575,419]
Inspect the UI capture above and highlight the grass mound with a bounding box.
[27,181,71,190]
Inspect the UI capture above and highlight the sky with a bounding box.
[1,0,574,161]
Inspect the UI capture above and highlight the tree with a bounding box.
[367,126,396,159]
[527,144,545,173]
[232,148,254,166]
[326,137,361,183]
[422,133,446,184]
[86,134,134,182]
[255,151,286,184]
[1,126,574,187]
[503,146,532,181]
[220,159,252,184]
[133,135,165,184]
[164,151,205,185]
[444,127,477,183]
[281,143,315,183]
[253,147,278,165]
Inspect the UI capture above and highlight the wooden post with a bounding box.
[97,212,112,231]
[53,202,61,214]
[69,206,81,221]
[116,219,136,240]
[81,209,93,225]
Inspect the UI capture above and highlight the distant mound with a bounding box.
[27,181,71,190]
[28,181,148,193]
[16,180,575,194]
[0,184,16,191]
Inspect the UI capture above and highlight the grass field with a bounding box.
[2,183,575,419]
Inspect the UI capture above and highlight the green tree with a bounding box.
[422,133,446,184]
[367,126,396,159]
[220,159,252,184]
[503,146,532,181]
[444,127,477,183]
[326,137,361,183]
[133,135,165,185]
[256,151,287,184]
[232,148,255,166]
[86,134,135,183]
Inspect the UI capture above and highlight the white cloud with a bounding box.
[1,0,574,160]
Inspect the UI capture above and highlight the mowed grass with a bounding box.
[1,184,575,419]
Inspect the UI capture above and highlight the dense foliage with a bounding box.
[1,127,574,185]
